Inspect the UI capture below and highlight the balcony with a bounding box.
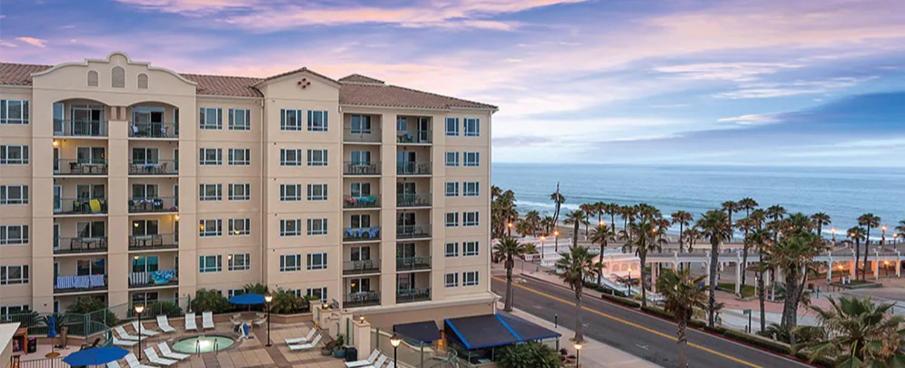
[54,237,108,254]
[344,195,379,209]
[129,122,178,139]
[344,128,381,143]
[397,161,431,176]
[55,160,107,175]
[54,197,107,215]
[396,288,431,304]
[345,291,380,308]
[397,130,431,144]
[129,233,178,251]
[129,160,178,175]
[396,256,431,272]
[343,227,381,242]
[128,197,177,213]
[397,193,431,208]
[54,274,107,293]
[129,269,178,288]
[53,120,108,137]
[343,260,380,275]
[397,225,430,239]
[344,161,380,176]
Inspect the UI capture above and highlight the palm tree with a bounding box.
[605,203,619,234]
[589,223,611,286]
[579,203,595,240]
[749,227,771,332]
[766,227,825,344]
[523,210,542,237]
[555,245,598,342]
[896,220,905,246]
[549,184,565,227]
[491,185,502,201]
[494,236,529,312]
[541,216,555,236]
[696,209,732,327]
[848,226,867,281]
[810,212,831,241]
[737,197,759,218]
[806,296,905,366]
[564,210,586,249]
[683,227,701,249]
[620,205,637,238]
[657,268,707,368]
[670,211,693,253]
[623,216,665,308]
[858,213,881,281]
[722,201,739,241]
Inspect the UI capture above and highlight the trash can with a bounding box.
[345,347,358,362]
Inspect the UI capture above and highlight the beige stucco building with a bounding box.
[0,52,495,325]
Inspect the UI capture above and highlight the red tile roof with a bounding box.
[181,73,263,98]
[0,62,52,86]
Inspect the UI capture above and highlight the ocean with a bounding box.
[492,163,905,235]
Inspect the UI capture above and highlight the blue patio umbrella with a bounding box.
[228,293,265,305]
[47,315,58,339]
[63,346,128,366]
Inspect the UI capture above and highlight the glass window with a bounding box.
[199,219,222,237]
[199,148,222,165]
[445,117,458,136]
[0,100,29,125]
[228,183,250,200]
[199,184,222,201]
[445,242,458,257]
[463,181,480,197]
[445,212,459,227]
[350,115,371,134]
[445,152,459,167]
[463,212,479,227]
[464,241,479,256]
[306,252,327,270]
[464,118,480,136]
[228,253,250,271]
[280,149,303,166]
[0,185,29,205]
[229,218,250,236]
[280,219,302,236]
[307,149,328,166]
[307,218,328,235]
[0,265,29,284]
[0,145,29,164]
[308,110,328,131]
[228,148,250,165]
[199,108,222,129]
[350,183,370,197]
[306,287,327,300]
[307,184,327,201]
[228,109,251,130]
[280,109,303,131]
[463,271,479,286]
[280,254,302,272]
[280,184,302,201]
[445,273,459,287]
[464,152,480,167]
[0,225,29,245]
[199,255,222,273]
[445,182,459,197]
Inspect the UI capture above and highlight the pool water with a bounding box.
[171,335,235,354]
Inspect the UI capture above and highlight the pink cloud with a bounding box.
[16,36,47,48]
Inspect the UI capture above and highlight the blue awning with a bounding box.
[444,313,560,350]
[394,321,440,343]
[229,293,265,305]
[63,346,128,366]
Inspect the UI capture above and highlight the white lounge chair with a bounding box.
[157,342,190,360]
[184,312,198,331]
[106,361,122,368]
[202,311,215,330]
[144,347,177,367]
[345,350,381,368]
[363,355,388,368]
[285,328,317,345]
[112,336,137,347]
[113,326,139,341]
[288,334,322,351]
[124,353,157,368]
[156,315,176,333]
[131,320,160,336]
[384,363,395,368]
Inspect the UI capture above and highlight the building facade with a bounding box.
[0,52,495,323]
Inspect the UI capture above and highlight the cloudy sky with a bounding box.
[2,0,905,167]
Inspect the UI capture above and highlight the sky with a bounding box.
[2,0,905,167]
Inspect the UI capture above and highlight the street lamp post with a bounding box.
[881,225,888,247]
[554,230,560,252]
[539,236,546,261]
[264,293,273,347]
[390,334,402,368]
[574,342,582,368]
[134,304,145,360]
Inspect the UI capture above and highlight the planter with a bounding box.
[333,348,347,359]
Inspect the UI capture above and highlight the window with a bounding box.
[396,116,407,131]
[77,147,106,164]
[227,289,245,298]
[280,254,302,272]
[228,109,251,130]
[445,212,459,227]
[198,255,222,273]
[463,271,479,286]
[463,211,479,227]
[307,252,327,270]
[137,73,149,89]
[280,184,302,201]
[0,265,29,285]
[280,149,303,166]
[445,182,459,197]
[112,66,125,88]
[350,151,371,165]
[280,219,302,236]
[0,185,28,204]
[351,183,371,198]
[0,225,28,245]
[445,117,458,136]
[199,219,222,237]
[0,145,28,164]
[199,107,222,129]
[228,253,250,271]
[131,148,159,165]
[307,149,328,166]
[350,115,371,134]
[199,184,222,201]
[350,214,370,229]
[1,100,29,125]
[445,152,459,167]
[280,109,303,131]
[308,110,328,131]
[306,287,327,300]
[464,241,479,256]
[445,242,459,257]
[463,181,480,197]
[464,152,480,167]
[199,148,222,165]
[0,304,30,316]
[307,218,327,235]
[228,183,250,201]
[228,148,250,165]
[87,71,98,87]
[307,184,328,201]
[464,118,480,136]
[445,273,459,287]
[229,218,250,236]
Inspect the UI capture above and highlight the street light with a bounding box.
[539,236,546,261]
[264,292,273,347]
[882,225,888,246]
[554,230,560,251]
[390,334,402,368]
[134,304,145,360]
[574,342,583,368]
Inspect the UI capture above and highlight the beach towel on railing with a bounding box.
[89,274,105,287]
[150,270,176,285]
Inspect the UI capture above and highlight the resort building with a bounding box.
[0,52,496,326]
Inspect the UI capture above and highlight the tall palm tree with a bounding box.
[858,213,881,281]
[766,227,825,344]
[555,245,598,342]
[493,236,529,312]
[722,200,739,241]
[491,185,502,201]
[541,216,555,235]
[683,227,701,249]
[810,212,831,241]
[696,209,732,327]
[623,216,665,308]
[589,223,611,286]
[749,227,771,332]
[564,210,586,249]
[737,197,759,219]
[670,211,693,253]
[621,205,637,237]
[806,296,905,366]
[523,210,542,237]
[848,226,867,281]
[549,184,565,227]
[736,217,757,296]
[579,203,595,240]
[605,203,619,234]
[592,201,605,225]
[656,268,707,368]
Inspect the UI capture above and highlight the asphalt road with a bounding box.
[491,275,812,368]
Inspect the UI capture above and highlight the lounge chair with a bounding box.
[288,334,322,351]
[385,363,395,368]
[362,355,388,368]
[113,326,139,341]
[253,316,266,326]
[157,342,190,360]
[345,350,381,368]
[184,312,198,331]
[124,353,157,368]
[144,347,177,366]
[285,328,317,345]
[112,336,137,347]
[156,315,176,333]
[131,320,160,336]
[202,311,215,330]
[107,361,122,368]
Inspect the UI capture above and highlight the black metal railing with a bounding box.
[397,193,431,207]
[345,291,380,307]
[396,288,431,303]
[343,260,380,275]
[54,159,108,175]
[129,233,178,250]
[129,122,178,138]
[344,161,380,175]
[397,256,431,271]
[128,160,178,175]
[344,227,381,242]
[397,161,431,175]
[397,129,431,144]
[344,128,381,143]
[54,275,107,293]
[54,197,108,215]
[397,225,430,239]
[128,197,177,213]
[54,237,108,254]
[54,120,108,137]
[344,195,380,209]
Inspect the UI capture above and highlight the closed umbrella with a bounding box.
[45,315,59,358]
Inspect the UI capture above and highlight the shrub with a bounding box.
[243,283,268,295]
[270,289,307,314]
[67,296,118,327]
[191,289,230,313]
[146,301,183,317]
[497,342,561,368]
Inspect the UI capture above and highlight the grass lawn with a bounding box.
[717,282,756,298]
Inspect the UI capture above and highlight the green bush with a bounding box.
[497,342,561,368]
[270,289,309,314]
[67,296,118,327]
[191,289,230,313]
[146,301,183,317]
[243,283,268,295]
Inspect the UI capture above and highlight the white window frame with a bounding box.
[307,149,328,166]
[306,287,327,300]
[280,254,302,272]
[280,184,302,201]
[198,255,222,273]
[199,107,222,130]
[464,118,480,136]
[445,117,459,136]
[463,271,479,286]
[445,242,458,257]
[307,184,328,201]
[445,273,459,287]
[0,145,29,165]
[306,252,328,270]
[464,152,480,167]
[199,148,222,165]
[280,149,303,166]
[0,185,29,205]
[463,211,479,227]
[307,110,328,132]
[199,219,222,237]
[228,108,251,131]
[464,241,479,256]
[0,225,29,245]
[228,183,250,201]
[228,218,250,236]
[280,219,302,236]
[463,181,480,197]
[228,148,250,165]
[445,212,459,227]
[228,253,250,271]
[445,152,459,167]
[280,109,303,131]
[0,265,29,285]
[307,218,328,235]
[350,115,371,134]
[445,182,459,197]
[199,184,222,201]
[0,100,29,125]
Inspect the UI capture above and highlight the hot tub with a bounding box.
[171,335,235,354]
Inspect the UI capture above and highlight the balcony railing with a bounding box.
[397,256,431,271]
[397,130,431,144]
[54,160,107,175]
[344,195,379,209]
[344,227,381,242]
[129,160,178,175]
[397,193,431,207]
[54,237,108,254]
[345,291,380,308]
[344,128,381,143]
[129,269,178,288]
[397,161,431,175]
[397,225,430,239]
[128,197,177,213]
[129,233,178,251]
[54,197,107,215]
[396,288,431,303]
[54,274,107,293]
[129,122,178,138]
[54,120,108,137]
[343,260,380,275]
[344,161,380,175]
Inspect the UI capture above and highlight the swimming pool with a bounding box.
[171,335,235,354]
